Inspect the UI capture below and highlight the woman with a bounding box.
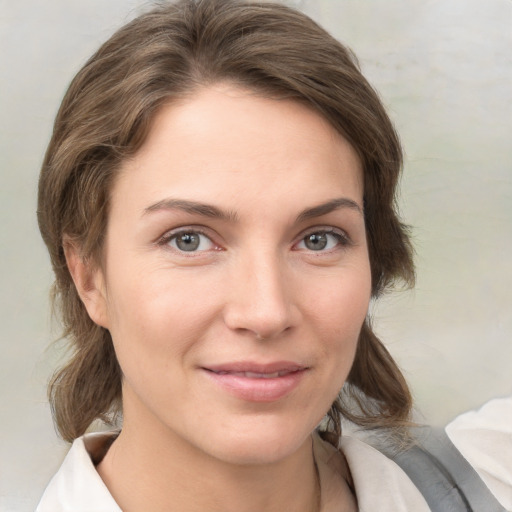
[35,1,511,511]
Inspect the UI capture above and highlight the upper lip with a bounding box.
[202,361,308,375]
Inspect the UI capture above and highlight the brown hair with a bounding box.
[38,0,414,444]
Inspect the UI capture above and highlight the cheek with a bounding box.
[305,262,371,375]
[102,264,214,366]
[102,261,236,392]
[305,263,371,333]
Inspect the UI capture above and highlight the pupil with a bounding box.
[177,233,200,251]
[305,233,327,251]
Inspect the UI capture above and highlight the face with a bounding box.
[87,84,371,465]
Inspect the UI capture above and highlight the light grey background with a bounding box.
[1,0,511,510]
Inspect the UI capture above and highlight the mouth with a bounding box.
[211,370,297,379]
[201,362,308,402]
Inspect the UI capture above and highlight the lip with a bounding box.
[201,361,308,402]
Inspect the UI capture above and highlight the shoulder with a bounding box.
[446,396,512,510]
[36,432,121,512]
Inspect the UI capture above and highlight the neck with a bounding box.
[97,410,319,512]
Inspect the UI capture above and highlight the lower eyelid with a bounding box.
[156,228,351,253]
[296,229,350,249]
[158,229,216,250]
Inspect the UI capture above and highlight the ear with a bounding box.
[63,238,110,329]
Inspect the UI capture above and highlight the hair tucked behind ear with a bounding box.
[39,0,415,445]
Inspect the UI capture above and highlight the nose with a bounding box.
[223,251,301,340]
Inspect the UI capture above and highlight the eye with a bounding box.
[295,230,348,252]
[166,231,215,252]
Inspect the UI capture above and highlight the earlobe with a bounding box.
[63,238,110,329]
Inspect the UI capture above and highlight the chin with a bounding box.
[196,418,314,466]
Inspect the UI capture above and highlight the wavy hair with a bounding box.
[38,0,415,444]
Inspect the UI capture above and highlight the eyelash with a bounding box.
[293,228,351,252]
[157,226,351,255]
[157,227,220,254]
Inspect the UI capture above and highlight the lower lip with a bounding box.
[202,369,307,402]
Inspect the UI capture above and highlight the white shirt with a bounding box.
[446,396,512,510]
[36,397,512,512]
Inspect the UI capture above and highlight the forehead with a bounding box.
[113,84,363,219]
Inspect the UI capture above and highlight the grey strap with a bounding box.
[389,427,507,512]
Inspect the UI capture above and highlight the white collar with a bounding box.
[338,435,431,511]
[37,431,431,511]
[36,432,121,512]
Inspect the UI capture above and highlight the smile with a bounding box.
[211,370,298,378]
[202,362,309,402]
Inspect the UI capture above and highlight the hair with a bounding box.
[38,0,415,445]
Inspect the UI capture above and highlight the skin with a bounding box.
[67,84,369,512]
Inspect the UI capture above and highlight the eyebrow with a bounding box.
[143,196,362,222]
[296,197,363,222]
[143,198,239,222]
